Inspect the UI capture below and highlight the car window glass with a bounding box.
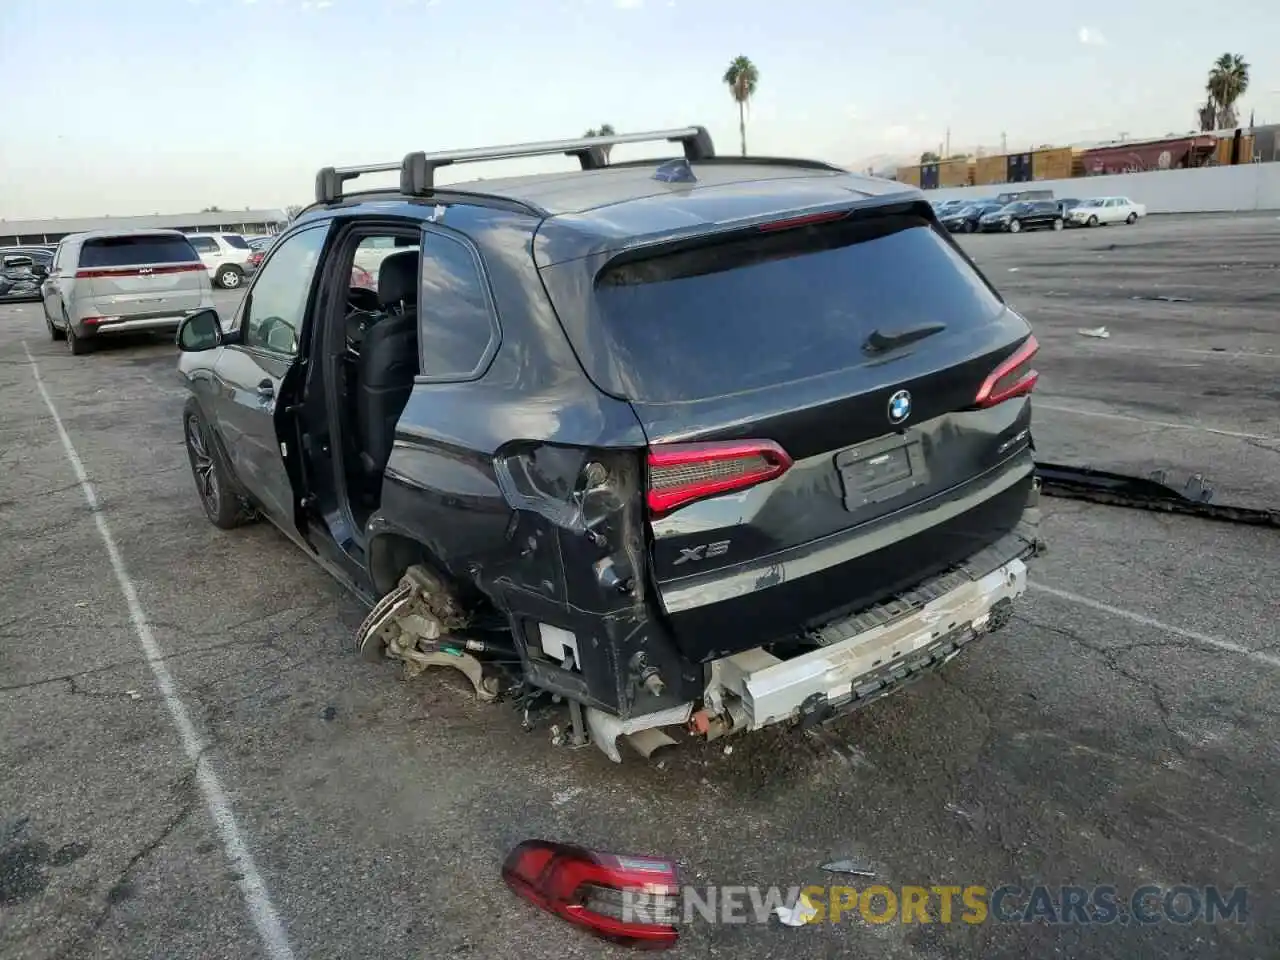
[222,235,250,249]
[78,235,200,267]
[189,236,218,253]
[241,226,329,355]
[352,235,420,292]
[418,231,498,381]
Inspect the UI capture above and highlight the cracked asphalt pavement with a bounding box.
[1,214,1277,959]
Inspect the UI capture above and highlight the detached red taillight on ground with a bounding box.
[975,334,1040,408]
[502,840,680,949]
[646,439,793,517]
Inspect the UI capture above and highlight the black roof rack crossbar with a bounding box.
[313,126,715,204]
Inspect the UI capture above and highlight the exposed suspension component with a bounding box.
[355,565,500,701]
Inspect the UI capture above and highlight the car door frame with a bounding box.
[300,217,426,563]
[207,220,334,550]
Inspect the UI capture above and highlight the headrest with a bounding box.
[378,250,419,307]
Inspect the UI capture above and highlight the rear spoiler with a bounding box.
[1034,462,1280,529]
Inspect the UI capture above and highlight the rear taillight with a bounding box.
[646,440,792,516]
[975,335,1039,408]
[502,840,679,948]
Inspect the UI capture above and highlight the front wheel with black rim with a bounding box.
[183,401,256,529]
[1126,212,1138,224]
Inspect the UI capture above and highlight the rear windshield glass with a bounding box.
[79,235,199,268]
[222,234,250,249]
[588,212,1005,402]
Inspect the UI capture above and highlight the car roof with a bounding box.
[300,156,925,266]
[332,159,914,218]
[61,228,191,241]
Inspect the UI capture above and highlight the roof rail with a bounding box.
[313,126,715,204]
[608,154,848,174]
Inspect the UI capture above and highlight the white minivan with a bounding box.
[37,230,215,356]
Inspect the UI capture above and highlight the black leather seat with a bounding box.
[356,250,420,478]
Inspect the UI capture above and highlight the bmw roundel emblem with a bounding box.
[888,389,912,425]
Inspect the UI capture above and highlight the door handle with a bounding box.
[256,380,275,400]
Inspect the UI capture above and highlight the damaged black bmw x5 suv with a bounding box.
[176,126,1044,763]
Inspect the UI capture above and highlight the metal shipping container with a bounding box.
[973,155,1007,185]
[1006,152,1033,182]
[1032,147,1074,181]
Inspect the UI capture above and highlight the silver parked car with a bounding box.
[37,230,215,356]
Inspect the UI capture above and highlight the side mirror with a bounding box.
[29,262,48,278]
[177,309,224,352]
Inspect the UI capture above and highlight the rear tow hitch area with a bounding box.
[355,564,501,701]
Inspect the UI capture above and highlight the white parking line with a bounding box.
[22,343,296,960]
[1034,402,1278,442]
[1029,581,1280,668]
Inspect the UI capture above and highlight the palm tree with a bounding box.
[1206,53,1250,128]
[722,56,759,156]
[583,123,617,161]
[1196,101,1217,132]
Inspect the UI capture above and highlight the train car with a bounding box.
[896,165,923,187]
[1080,136,1217,176]
[938,157,969,187]
[1214,133,1256,165]
[973,155,1006,185]
[1005,151,1033,182]
[1031,147,1075,180]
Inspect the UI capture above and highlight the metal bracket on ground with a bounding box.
[1035,462,1279,529]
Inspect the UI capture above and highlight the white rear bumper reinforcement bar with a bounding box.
[707,557,1028,730]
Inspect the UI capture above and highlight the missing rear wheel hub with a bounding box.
[354,564,499,702]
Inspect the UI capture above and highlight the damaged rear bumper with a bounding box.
[704,553,1028,732]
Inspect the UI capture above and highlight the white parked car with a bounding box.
[185,233,258,289]
[1068,197,1146,227]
